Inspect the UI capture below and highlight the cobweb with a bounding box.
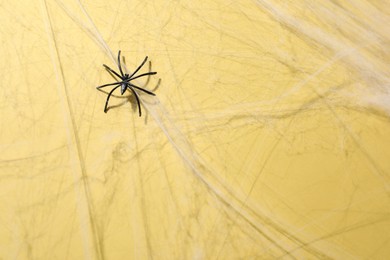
[1,0,390,259]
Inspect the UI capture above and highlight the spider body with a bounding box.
[97,50,157,116]
[120,75,129,94]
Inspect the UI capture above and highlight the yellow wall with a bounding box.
[1,0,390,259]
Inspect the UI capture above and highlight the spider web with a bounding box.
[1,0,390,259]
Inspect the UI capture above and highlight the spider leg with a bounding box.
[97,82,122,89]
[117,50,125,77]
[103,64,122,79]
[127,86,142,117]
[129,56,148,78]
[129,83,156,96]
[104,85,121,113]
[126,72,157,82]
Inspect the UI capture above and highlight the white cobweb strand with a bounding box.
[255,0,390,116]
[141,97,331,257]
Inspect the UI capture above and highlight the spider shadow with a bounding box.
[98,60,161,115]
[96,88,139,114]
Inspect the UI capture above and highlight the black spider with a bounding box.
[96,50,157,116]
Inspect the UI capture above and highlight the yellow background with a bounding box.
[1,0,390,259]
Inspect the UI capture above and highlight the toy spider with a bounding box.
[96,50,157,116]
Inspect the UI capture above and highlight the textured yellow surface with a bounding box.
[1,0,390,259]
